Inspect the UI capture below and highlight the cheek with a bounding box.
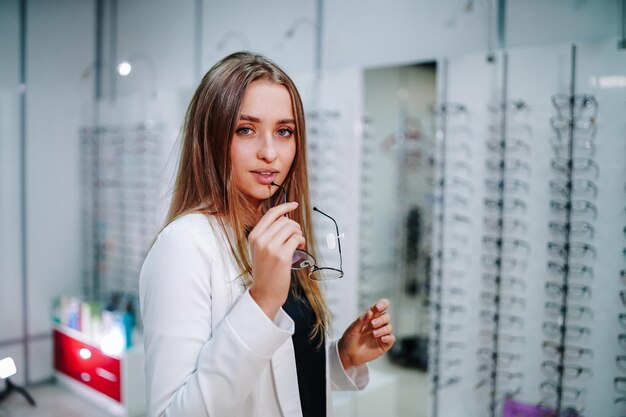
[284,141,297,167]
[230,142,249,172]
[229,145,247,189]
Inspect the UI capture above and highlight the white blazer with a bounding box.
[139,213,369,417]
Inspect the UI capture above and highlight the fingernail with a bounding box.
[291,202,299,207]
[373,329,381,337]
[371,318,381,327]
[376,301,385,310]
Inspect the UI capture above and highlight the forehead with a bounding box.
[239,80,294,119]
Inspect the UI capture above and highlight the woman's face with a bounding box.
[230,80,297,208]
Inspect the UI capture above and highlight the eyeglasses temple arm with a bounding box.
[312,206,343,270]
[271,181,287,205]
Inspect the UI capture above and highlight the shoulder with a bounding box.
[140,213,223,332]
[158,212,214,239]
[140,213,227,289]
[153,212,227,251]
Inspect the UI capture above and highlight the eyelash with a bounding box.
[236,127,253,135]
[277,128,294,137]
[235,127,295,138]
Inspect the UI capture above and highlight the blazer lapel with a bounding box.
[210,217,301,416]
[271,339,303,417]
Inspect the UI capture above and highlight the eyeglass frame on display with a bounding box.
[550,135,596,159]
[483,197,527,213]
[550,157,600,180]
[482,236,531,254]
[542,341,593,360]
[547,241,597,259]
[539,380,583,402]
[548,220,595,239]
[481,254,528,271]
[544,301,594,321]
[550,199,598,220]
[542,321,591,342]
[540,360,593,380]
[485,157,532,175]
[476,350,521,368]
[485,138,531,155]
[481,273,527,291]
[549,178,598,199]
[480,291,527,310]
[484,217,528,234]
[484,178,530,195]
[550,94,598,118]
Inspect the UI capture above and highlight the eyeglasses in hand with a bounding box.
[272,182,344,281]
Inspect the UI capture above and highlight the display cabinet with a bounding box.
[53,324,145,416]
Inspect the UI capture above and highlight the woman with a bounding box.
[139,51,395,417]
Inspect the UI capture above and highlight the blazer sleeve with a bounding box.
[327,339,369,391]
[139,223,295,417]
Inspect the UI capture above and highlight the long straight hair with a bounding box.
[165,51,329,341]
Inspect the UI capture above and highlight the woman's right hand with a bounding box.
[248,202,305,320]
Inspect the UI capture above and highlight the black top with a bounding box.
[282,284,326,417]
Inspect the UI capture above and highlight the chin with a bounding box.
[242,187,273,206]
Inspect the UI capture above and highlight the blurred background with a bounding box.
[1,1,625,416]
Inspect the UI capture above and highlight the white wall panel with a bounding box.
[116,0,195,98]
[0,0,24,345]
[325,0,488,69]
[202,0,317,77]
[27,338,53,383]
[507,0,620,48]
[25,0,95,378]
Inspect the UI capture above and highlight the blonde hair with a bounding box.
[165,51,329,340]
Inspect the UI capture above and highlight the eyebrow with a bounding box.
[239,114,260,123]
[239,114,295,125]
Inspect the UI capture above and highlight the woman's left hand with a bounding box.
[337,298,396,370]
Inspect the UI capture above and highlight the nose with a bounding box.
[257,131,278,162]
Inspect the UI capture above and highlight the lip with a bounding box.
[250,170,279,185]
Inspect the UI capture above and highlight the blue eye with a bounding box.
[236,127,253,135]
[277,128,294,137]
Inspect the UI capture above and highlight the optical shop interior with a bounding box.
[2,0,626,417]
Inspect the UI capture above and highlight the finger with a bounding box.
[253,217,299,249]
[266,220,304,250]
[370,313,391,329]
[372,324,393,338]
[283,234,306,261]
[359,299,389,325]
[380,334,396,347]
[358,309,375,332]
[252,202,299,237]
[372,298,390,314]
[265,217,302,241]
[358,308,374,323]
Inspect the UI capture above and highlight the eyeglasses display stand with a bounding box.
[80,122,163,300]
[538,44,597,416]
[430,39,626,417]
[428,59,473,417]
[476,52,532,417]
